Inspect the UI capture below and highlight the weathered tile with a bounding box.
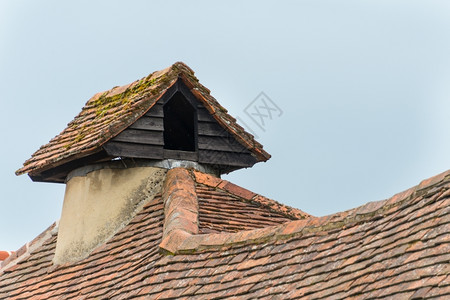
[3,157,449,300]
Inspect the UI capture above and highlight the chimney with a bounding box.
[53,164,166,264]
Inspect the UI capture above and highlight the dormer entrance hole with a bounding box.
[163,91,196,151]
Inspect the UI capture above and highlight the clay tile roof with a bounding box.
[192,169,310,234]
[16,62,270,177]
[1,168,449,299]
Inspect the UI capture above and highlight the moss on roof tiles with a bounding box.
[16,62,270,176]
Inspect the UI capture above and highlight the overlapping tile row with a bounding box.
[192,169,310,221]
[1,169,448,299]
[197,185,298,233]
[0,222,57,272]
[191,167,310,234]
[136,172,450,299]
[16,66,178,176]
[16,62,270,177]
[0,196,165,299]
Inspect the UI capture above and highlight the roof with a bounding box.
[16,62,270,177]
[1,168,449,299]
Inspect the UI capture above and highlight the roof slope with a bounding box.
[16,62,270,177]
[193,170,310,234]
[1,169,449,299]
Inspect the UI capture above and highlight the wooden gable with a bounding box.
[104,79,257,174]
[27,79,258,183]
[20,62,269,183]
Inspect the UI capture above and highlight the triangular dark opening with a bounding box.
[163,91,196,151]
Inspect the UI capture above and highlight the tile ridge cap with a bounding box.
[169,169,450,254]
[0,221,58,273]
[352,168,450,216]
[159,168,199,255]
[416,169,450,191]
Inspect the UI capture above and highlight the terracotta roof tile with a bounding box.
[16,62,270,177]
[196,186,300,234]
[0,252,12,261]
[1,168,449,298]
[191,169,310,221]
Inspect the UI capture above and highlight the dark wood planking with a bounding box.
[198,107,215,122]
[159,81,179,105]
[198,136,249,153]
[197,122,228,137]
[198,150,257,167]
[178,78,201,108]
[163,149,198,161]
[113,129,163,145]
[103,142,163,159]
[145,102,163,117]
[32,78,260,183]
[129,116,163,131]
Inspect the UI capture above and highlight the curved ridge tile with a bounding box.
[159,168,199,254]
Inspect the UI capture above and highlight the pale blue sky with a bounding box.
[1,0,449,251]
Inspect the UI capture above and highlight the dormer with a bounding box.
[15,62,271,264]
[16,62,270,183]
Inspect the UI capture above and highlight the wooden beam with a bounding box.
[163,149,198,161]
[113,129,164,145]
[198,136,249,153]
[197,122,228,137]
[198,150,257,167]
[128,116,163,131]
[198,107,215,122]
[145,102,163,117]
[103,142,163,159]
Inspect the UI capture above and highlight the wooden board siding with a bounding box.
[163,149,198,161]
[198,136,248,152]
[197,107,214,122]
[198,150,257,167]
[105,92,167,159]
[197,113,226,136]
[129,116,164,131]
[103,142,164,159]
[196,104,254,166]
[102,79,257,171]
[113,129,164,145]
[145,102,164,118]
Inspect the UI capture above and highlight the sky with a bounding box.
[1,0,449,251]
